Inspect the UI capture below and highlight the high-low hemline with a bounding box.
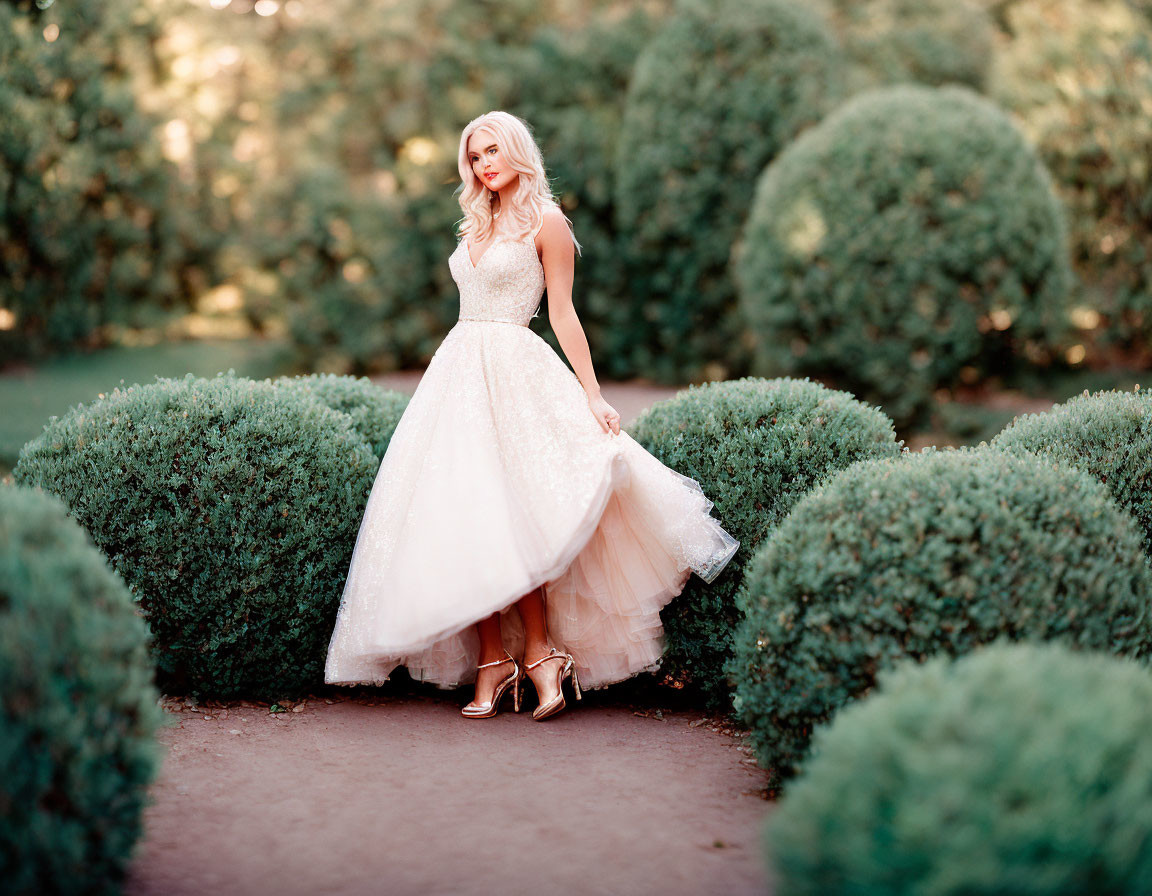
[324,443,739,690]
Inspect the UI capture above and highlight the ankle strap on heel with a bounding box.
[524,648,569,671]
[477,652,516,670]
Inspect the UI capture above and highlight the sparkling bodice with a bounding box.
[449,234,545,326]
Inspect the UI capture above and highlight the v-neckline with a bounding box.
[466,234,504,269]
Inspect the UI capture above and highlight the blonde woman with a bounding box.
[324,111,738,721]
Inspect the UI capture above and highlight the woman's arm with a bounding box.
[538,207,620,435]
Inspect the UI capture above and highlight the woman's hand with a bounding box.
[588,392,621,435]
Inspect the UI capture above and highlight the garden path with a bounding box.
[125,692,773,895]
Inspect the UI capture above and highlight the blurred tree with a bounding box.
[815,0,995,92]
[989,0,1152,361]
[0,0,207,364]
[613,0,845,384]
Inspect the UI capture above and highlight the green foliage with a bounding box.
[258,0,593,178]
[989,0,1152,352]
[0,0,202,363]
[732,445,1152,791]
[614,0,844,383]
[0,483,163,896]
[13,372,379,699]
[251,168,463,375]
[992,387,1152,554]
[629,377,904,707]
[766,641,1152,894]
[735,84,1074,428]
[272,372,410,459]
[817,0,994,91]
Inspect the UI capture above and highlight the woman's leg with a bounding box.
[517,585,561,706]
[465,611,509,709]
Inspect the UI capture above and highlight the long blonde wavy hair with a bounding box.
[455,110,581,256]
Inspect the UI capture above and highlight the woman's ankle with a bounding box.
[523,641,553,664]
[478,648,508,667]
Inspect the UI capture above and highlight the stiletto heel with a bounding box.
[461,651,521,718]
[524,648,581,721]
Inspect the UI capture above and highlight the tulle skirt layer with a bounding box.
[323,319,739,690]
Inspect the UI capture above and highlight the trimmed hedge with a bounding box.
[614,0,844,383]
[273,372,410,459]
[13,372,378,699]
[732,446,1152,791]
[734,84,1074,428]
[766,642,1152,894]
[992,387,1152,556]
[0,484,164,895]
[629,376,904,707]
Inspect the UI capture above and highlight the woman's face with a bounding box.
[467,127,516,193]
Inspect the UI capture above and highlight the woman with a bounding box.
[324,110,738,721]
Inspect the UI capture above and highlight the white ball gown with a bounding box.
[323,222,740,690]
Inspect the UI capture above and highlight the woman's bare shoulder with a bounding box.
[536,205,571,249]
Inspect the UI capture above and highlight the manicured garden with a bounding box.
[5,0,1152,891]
[8,371,1152,890]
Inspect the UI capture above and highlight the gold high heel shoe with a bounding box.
[461,652,521,719]
[524,648,582,721]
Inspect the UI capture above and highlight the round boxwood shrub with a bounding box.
[273,372,410,459]
[1,484,164,895]
[732,445,1152,791]
[734,84,1074,428]
[766,641,1152,894]
[993,388,1152,556]
[13,372,378,699]
[629,376,904,707]
[614,0,844,383]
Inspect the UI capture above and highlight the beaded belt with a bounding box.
[457,316,529,327]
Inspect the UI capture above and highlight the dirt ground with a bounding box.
[124,690,774,896]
